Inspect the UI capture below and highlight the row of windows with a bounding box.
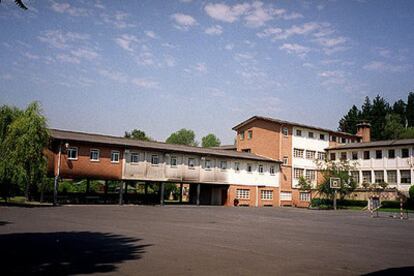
[293,168,316,182]
[293,148,326,160]
[351,170,412,184]
[236,189,274,200]
[239,130,253,140]
[67,147,120,163]
[294,129,326,141]
[331,148,411,161]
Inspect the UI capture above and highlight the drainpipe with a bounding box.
[53,143,62,206]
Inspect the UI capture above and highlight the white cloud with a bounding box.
[23,52,40,60]
[131,78,160,89]
[50,2,89,17]
[256,27,283,38]
[244,1,273,27]
[282,12,303,20]
[225,43,234,50]
[38,30,89,49]
[100,11,135,29]
[205,25,223,35]
[315,36,347,47]
[56,53,81,64]
[145,30,158,39]
[185,62,207,74]
[318,70,346,86]
[204,3,249,23]
[115,34,139,52]
[70,48,99,60]
[98,69,128,83]
[163,55,176,67]
[171,13,197,30]
[279,43,310,57]
[363,61,410,73]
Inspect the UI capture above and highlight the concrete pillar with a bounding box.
[144,182,148,204]
[160,182,165,206]
[196,183,201,206]
[179,183,183,203]
[124,181,128,204]
[119,181,124,205]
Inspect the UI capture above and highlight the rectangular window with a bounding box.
[220,160,227,170]
[188,157,195,168]
[258,165,264,173]
[374,171,384,183]
[341,137,347,143]
[402,148,409,158]
[236,189,250,199]
[171,156,177,167]
[282,127,288,136]
[205,159,212,169]
[247,163,252,173]
[151,154,159,165]
[67,147,78,160]
[299,192,310,201]
[247,130,253,140]
[375,150,382,159]
[242,149,251,153]
[320,134,325,140]
[317,152,326,160]
[352,152,358,160]
[296,129,302,136]
[234,162,240,172]
[261,190,273,200]
[280,192,292,201]
[283,156,289,165]
[239,131,245,140]
[305,170,316,182]
[387,170,397,184]
[351,171,359,184]
[294,168,304,179]
[340,152,347,160]
[306,150,316,160]
[111,151,120,163]
[388,149,395,159]
[330,153,336,161]
[90,149,100,161]
[131,153,139,163]
[270,166,275,175]
[363,151,370,160]
[400,170,411,184]
[294,148,304,158]
[308,132,314,139]
[331,136,337,142]
[362,171,372,184]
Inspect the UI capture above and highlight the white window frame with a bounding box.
[308,132,314,139]
[131,152,139,164]
[296,129,302,136]
[283,156,288,165]
[261,190,273,200]
[220,160,227,170]
[362,171,372,184]
[282,127,288,136]
[294,148,304,158]
[236,189,250,199]
[188,157,195,169]
[374,170,384,183]
[299,192,311,201]
[247,163,252,173]
[67,147,78,160]
[400,170,411,184]
[294,168,304,179]
[90,149,100,162]
[270,166,275,175]
[317,152,326,160]
[305,170,316,182]
[170,156,177,168]
[258,164,264,174]
[306,150,316,160]
[205,159,212,170]
[387,170,397,184]
[280,192,292,201]
[111,150,120,163]
[151,154,159,165]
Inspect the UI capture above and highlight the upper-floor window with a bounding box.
[220,160,227,170]
[131,153,139,163]
[331,136,337,142]
[239,131,245,140]
[340,152,347,160]
[247,163,252,173]
[308,132,314,139]
[293,148,304,158]
[151,154,159,165]
[306,170,316,182]
[205,159,212,169]
[341,137,347,143]
[320,134,325,140]
[282,127,288,136]
[111,151,120,163]
[375,150,382,159]
[330,153,336,161]
[67,147,78,160]
[234,162,240,172]
[402,148,409,158]
[388,149,395,159]
[90,149,100,161]
[270,166,275,175]
[352,152,358,160]
[247,130,253,140]
[188,157,195,168]
[306,150,316,160]
[258,165,264,174]
[171,156,177,167]
[317,152,326,160]
[363,151,370,160]
[294,168,304,179]
[296,129,302,136]
[283,156,289,165]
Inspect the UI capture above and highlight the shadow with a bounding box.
[0,221,11,226]
[362,266,414,275]
[0,202,54,208]
[0,231,151,275]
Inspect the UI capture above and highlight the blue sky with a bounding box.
[1,0,413,144]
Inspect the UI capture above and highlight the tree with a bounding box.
[297,176,312,191]
[360,96,372,121]
[2,102,49,201]
[124,129,151,141]
[166,129,198,146]
[393,99,407,126]
[201,133,221,148]
[338,105,361,134]
[383,114,404,140]
[406,92,414,127]
[370,95,390,140]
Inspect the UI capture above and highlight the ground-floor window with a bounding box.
[350,171,359,184]
[387,170,397,184]
[261,190,273,200]
[362,171,372,184]
[305,170,316,182]
[299,192,311,201]
[400,170,411,184]
[374,170,384,183]
[280,192,292,201]
[236,189,250,199]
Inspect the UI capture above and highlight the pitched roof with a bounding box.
[211,145,237,150]
[328,139,414,150]
[49,129,280,162]
[232,116,361,138]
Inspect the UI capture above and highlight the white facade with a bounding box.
[122,149,279,187]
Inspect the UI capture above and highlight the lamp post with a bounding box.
[53,142,68,206]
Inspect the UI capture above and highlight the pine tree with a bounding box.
[338,105,361,134]
[406,92,414,127]
[393,99,407,126]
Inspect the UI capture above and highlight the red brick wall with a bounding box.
[226,185,279,207]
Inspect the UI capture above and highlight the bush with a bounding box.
[380,200,400,209]
[409,185,414,199]
[311,198,367,208]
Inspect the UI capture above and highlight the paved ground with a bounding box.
[1,205,414,275]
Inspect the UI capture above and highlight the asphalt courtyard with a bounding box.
[1,205,414,275]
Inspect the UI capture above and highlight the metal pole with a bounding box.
[160,182,165,206]
[196,184,201,206]
[400,196,403,220]
[179,183,183,203]
[119,181,124,205]
[333,190,337,210]
[53,143,62,206]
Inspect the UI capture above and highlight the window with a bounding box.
[331,136,337,142]
[305,170,316,182]
[282,127,288,136]
[320,134,325,140]
[283,156,288,165]
[351,171,359,184]
[330,153,336,161]
[188,157,195,168]
[247,163,252,173]
[242,149,251,153]
[131,153,139,163]
[341,137,347,143]
[299,192,310,201]
[363,151,370,160]
[374,171,384,183]
[280,192,292,201]
[317,152,326,160]
[294,168,304,179]
[340,152,347,160]
[375,150,382,159]
[247,130,253,140]
[261,190,273,200]
[151,154,159,165]
[220,160,227,170]
[170,156,177,167]
[90,149,100,161]
[67,147,78,160]
[111,151,120,163]
[270,166,275,175]
[402,148,409,158]
[387,170,397,184]
[296,129,302,136]
[239,131,245,140]
[362,171,372,184]
[234,162,240,172]
[352,152,358,160]
[306,150,316,160]
[308,132,314,139]
[400,170,411,184]
[388,149,395,159]
[294,148,304,158]
[205,159,212,169]
[258,165,264,173]
[236,189,250,199]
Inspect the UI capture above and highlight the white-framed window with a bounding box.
[280,192,292,201]
[258,164,264,174]
[188,157,195,168]
[111,151,120,163]
[299,192,310,201]
[293,148,304,158]
[363,151,370,160]
[351,171,359,184]
[308,132,314,139]
[151,154,159,165]
[317,152,326,160]
[352,152,358,160]
[387,170,397,184]
[296,129,302,136]
[362,171,372,184]
[294,168,304,179]
[261,190,273,200]
[282,127,288,136]
[270,166,275,175]
[305,170,316,182]
[131,153,139,163]
[220,160,227,170]
[239,131,245,140]
[340,152,347,160]
[236,189,250,199]
[247,163,252,173]
[205,159,212,169]
[234,162,240,172]
[306,150,316,160]
[170,156,177,167]
[283,156,288,165]
[400,170,411,184]
[67,147,78,160]
[341,137,347,143]
[330,153,336,161]
[247,130,253,140]
[90,149,100,161]
[374,170,384,183]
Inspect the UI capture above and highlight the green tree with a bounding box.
[400,128,414,139]
[360,96,372,121]
[201,133,221,148]
[393,99,407,126]
[297,176,312,191]
[2,102,49,201]
[370,95,390,140]
[383,114,404,139]
[124,129,152,141]
[166,128,198,146]
[338,105,361,134]
[406,92,414,127]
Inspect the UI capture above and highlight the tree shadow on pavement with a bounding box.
[362,266,414,275]
[0,221,11,226]
[0,231,152,275]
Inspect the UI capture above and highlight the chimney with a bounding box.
[356,122,371,143]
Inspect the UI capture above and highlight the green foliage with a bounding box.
[407,92,414,127]
[380,200,401,209]
[124,129,152,141]
[311,198,368,208]
[297,176,312,191]
[409,185,414,199]
[201,133,221,148]
[384,114,404,139]
[166,128,198,146]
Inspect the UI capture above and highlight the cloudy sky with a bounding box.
[1,0,413,144]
